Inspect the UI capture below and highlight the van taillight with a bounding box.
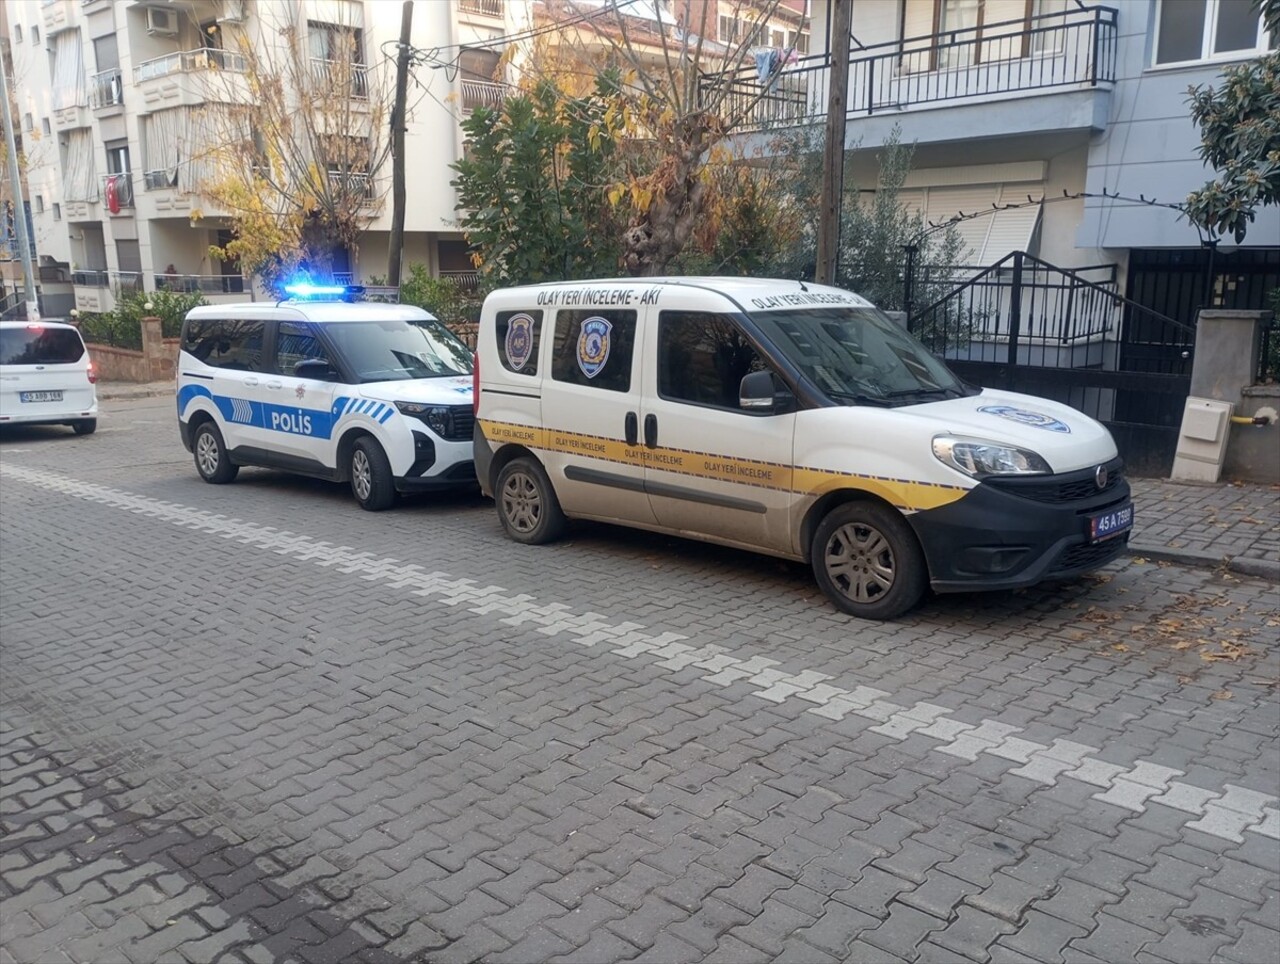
[472,352,479,416]
[86,358,97,384]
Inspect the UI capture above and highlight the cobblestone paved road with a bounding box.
[2,397,1278,964]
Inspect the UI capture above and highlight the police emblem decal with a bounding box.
[577,316,612,379]
[505,313,535,372]
[977,405,1071,434]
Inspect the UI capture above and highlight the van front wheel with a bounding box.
[496,458,566,545]
[812,502,926,620]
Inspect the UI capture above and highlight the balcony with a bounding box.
[89,68,124,110]
[459,0,503,18]
[133,48,252,109]
[461,79,506,113]
[99,173,135,212]
[327,171,376,205]
[41,0,79,35]
[72,269,142,312]
[310,59,370,100]
[156,272,246,295]
[440,270,481,292]
[702,4,1117,140]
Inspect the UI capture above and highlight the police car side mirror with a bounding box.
[295,359,339,382]
[740,370,791,413]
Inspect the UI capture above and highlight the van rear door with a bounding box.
[0,324,93,418]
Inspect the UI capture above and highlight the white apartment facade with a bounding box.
[1,0,541,315]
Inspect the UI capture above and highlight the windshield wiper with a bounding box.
[883,387,961,401]
[827,390,895,407]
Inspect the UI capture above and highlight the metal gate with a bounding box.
[906,251,1194,477]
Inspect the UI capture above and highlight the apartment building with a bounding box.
[713,0,1277,318]
[0,0,545,315]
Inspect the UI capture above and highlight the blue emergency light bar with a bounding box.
[283,283,365,299]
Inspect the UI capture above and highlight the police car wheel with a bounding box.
[193,422,238,484]
[351,437,396,511]
[812,502,926,620]
[496,457,566,545]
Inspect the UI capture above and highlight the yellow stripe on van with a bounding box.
[478,419,969,511]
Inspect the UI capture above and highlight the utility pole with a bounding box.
[386,0,413,290]
[0,47,39,319]
[815,0,852,286]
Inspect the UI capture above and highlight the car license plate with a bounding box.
[19,391,63,403]
[1090,503,1133,542]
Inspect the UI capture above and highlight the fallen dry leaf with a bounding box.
[1211,690,1233,700]
[1111,643,1129,652]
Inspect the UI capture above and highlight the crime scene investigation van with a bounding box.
[472,277,1133,619]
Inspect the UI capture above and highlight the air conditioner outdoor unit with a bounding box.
[220,0,246,22]
[145,7,179,37]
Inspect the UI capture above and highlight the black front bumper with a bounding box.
[911,459,1131,593]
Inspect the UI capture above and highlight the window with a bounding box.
[13,25,21,43]
[0,328,85,366]
[495,310,542,376]
[551,310,637,393]
[308,20,368,97]
[275,321,331,376]
[1155,0,1271,65]
[658,312,766,411]
[41,118,50,135]
[22,113,33,132]
[790,29,810,54]
[182,319,266,371]
[34,195,45,213]
[52,203,61,221]
[105,140,130,175]
[31,26,39,45]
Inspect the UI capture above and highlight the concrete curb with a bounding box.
[98,385,174,401]
[1127,543,1280,583]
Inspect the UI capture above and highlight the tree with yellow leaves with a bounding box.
[186,4,392,294]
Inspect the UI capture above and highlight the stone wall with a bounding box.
[83,317,178,383]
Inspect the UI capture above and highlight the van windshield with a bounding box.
[748,307,971,405]
[0,326,85,366]
[323,318,472,382]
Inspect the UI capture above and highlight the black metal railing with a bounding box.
[701,4,1117,130]
[907,251,1194,372]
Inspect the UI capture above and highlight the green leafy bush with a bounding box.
[77,288,208,349]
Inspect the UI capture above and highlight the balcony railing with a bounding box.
[701,4,1117,130]
[157,272,246,294]
[327,170,375,201]
[310,58,370,99]
[440,270,481,292]
[461,79,506,113]
[134,48,248,84]
[100,173,135,209]
[72,270,144,294]
[459,0,503,17]
[89,68,123,108]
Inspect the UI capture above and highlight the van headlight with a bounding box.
[395,401,451,436]
[932,436,1051,477]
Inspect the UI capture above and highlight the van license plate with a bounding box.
[20,391,63,403]
[1090,503,1133,542]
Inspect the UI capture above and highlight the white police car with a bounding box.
[177,290,476,510]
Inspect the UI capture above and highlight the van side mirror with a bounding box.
[740,370,789,413]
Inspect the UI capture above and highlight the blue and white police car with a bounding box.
[176,288,476,510]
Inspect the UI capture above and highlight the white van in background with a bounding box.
[472,277,1133,619]
[0,320,98,435]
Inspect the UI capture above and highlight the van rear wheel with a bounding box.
[812,502,926,620]
[496,457,566,545]
[72,419,96,436]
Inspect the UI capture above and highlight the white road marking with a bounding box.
[2,462,1277,846]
